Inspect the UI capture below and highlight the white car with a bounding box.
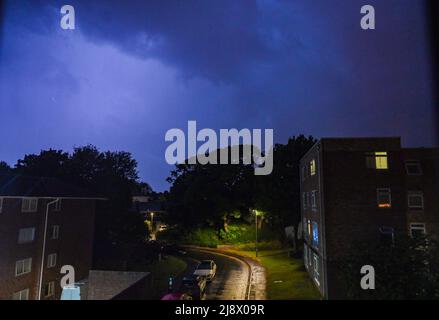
[193,260,217,281]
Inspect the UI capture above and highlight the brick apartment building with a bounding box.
[0,174,102,300]
[300,137,439,299]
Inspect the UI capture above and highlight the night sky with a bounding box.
[0,0,436,191]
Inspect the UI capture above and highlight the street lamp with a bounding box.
[150,211,155,240]
[253,209,261,257]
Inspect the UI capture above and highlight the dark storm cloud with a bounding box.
[1,0,435,190]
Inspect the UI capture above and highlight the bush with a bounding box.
[157,223,282,247]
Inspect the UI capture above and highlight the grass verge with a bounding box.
[225,246,321,300]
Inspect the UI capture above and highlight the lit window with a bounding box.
[47,253,57,268]
[377,188,391,208]
[51,225,60,240]
[12,289,30,300]
[44,281,55,297]
[366,152,388,170]
[405,160,422,175]
[312,222,319,247]
[408,192,423,209]
[410,223,426,238]
[307,220,311,237]
[22,198,38,212]
[18,227,36,244]
[15,258,32,276]
[310,160,316,176]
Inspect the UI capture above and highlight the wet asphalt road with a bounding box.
[178,249,249,300]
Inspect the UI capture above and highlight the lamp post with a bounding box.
[255,212,258,257]
[38,198,59,300]
[150,211,155,240]
[253,209,260,257]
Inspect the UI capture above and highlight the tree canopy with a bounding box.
[165,135,316,237]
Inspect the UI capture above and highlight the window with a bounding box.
[311,191,317,210]
[44,281,55,297]
[15,258,32,276]
[312,222,319,247]
[405,160,422,175]
[12,289,30,300]
[47,253,57,268]
[408,192,424,209]
[377,188,391,208]
[410,223,426,238]
[50,225,60,240]
[22,198,38,212]
[366,152,388,169]
[310,159,316,176]
[0,197,3,213]
[18,227,36,244]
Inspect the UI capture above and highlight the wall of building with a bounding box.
[0,197,96,300]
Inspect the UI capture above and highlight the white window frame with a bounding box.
[12,288,30,300]
[51,225,60,240]
[408,192,424,209]
[47,253,57,268]
[410,223,426,237]
[377,188,391,208]
[18,227,36,244]
[44,281,55,297]
[15,258,32,276]
[21,198,38,213]
[405,160,422,175]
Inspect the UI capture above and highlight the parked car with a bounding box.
[179,275,207,300]
[193,260,217,282]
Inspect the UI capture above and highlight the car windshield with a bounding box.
[197,262,211,269]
